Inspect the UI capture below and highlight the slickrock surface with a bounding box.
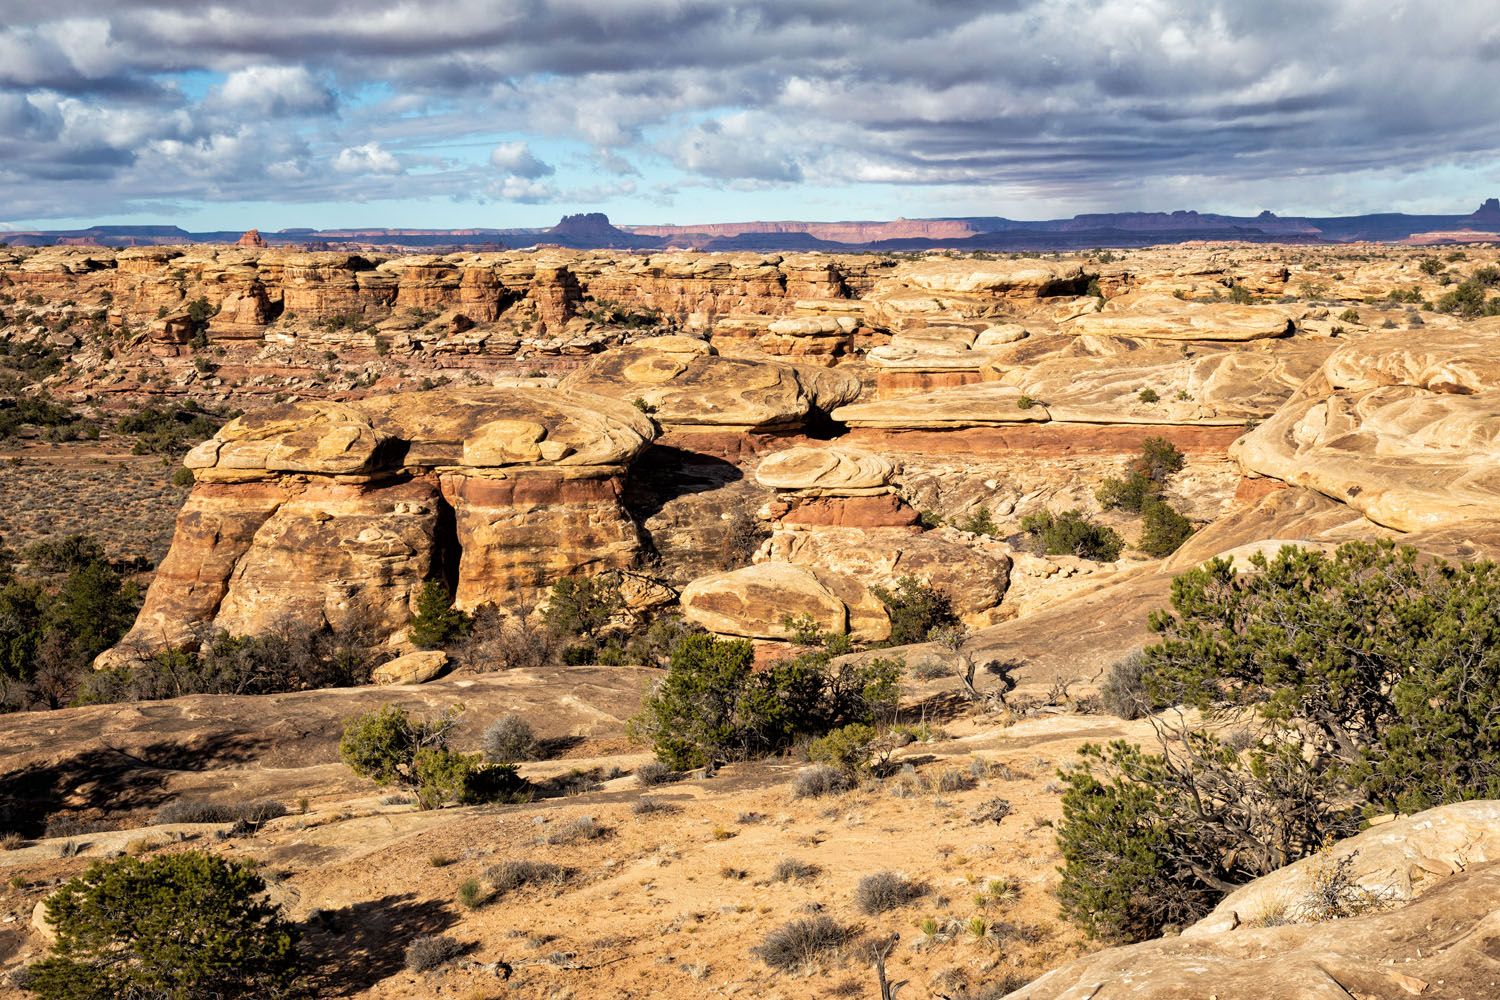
[1069,293,1297,341]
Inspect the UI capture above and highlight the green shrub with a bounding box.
[116,404,227,456]
[955,506,1000,537]
[338,704,457,789]
[170,467,195,488]
[1058,540,1500,941]
[630,634,756,769]
[1097,437,1185,514]
[806,723,879,774]
[27,852,298,998]
[1020,510,1123,561]
[1056,742,1228,941]
[871,575,957,645]
[1137,497,1193,557]
[1137,387,1160,404]
[630,633,902,769]
[1095,470,1153,513]
[1418,258,1444,276]
[1226,283,1253,304]
[1436,279,1500,318]
[408,580,470,649]
[543,572,623,642]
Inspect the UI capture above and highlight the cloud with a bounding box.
[491,175,558,203]
[214,66,335,117]
[333,142,403,175]
[488,141,553,178]
[2,1,1500,221]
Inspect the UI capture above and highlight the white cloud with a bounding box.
[492,175,557,203]
[333,142,403,175]
[215,65,335,117]
[488,140,553,178]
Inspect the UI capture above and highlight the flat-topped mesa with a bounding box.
[558,336,862,456]
[1233,323,1500,534]
[101,387,657,667]
[754,444,917,529]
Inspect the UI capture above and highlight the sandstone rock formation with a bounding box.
[758,526,1011,618]
[104,387,657,663]
[560,337,861,439]
[1233,324,1500,532]
[678,562,890,642]
[1069,292,1297,341]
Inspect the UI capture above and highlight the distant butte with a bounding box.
[6,201,1500,251]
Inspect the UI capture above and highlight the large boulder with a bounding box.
[757,526,1011,618]
[679,562,890,642]
[372,650,450,685]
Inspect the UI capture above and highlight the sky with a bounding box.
[2,0,1500,231]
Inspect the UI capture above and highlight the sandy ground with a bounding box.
[0,668,1153,999]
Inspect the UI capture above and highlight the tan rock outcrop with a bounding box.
[755,445,897,495]
[679,562,890,642]
[1069,293,1297,341]
[105,386,657,664]
[1232,325,1500,532]
[758,526,1011,617]
[560,338,861,433]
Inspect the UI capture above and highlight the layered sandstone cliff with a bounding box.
[103,387,657,665]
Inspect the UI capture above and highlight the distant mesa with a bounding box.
[236,228,268,248]
[8,199,1500,251]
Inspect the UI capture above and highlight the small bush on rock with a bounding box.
[871,575,958,645]
[1138,497,1193,557]
[1021,509,1123,562]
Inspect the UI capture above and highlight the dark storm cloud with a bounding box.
[0,0,1496,220]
